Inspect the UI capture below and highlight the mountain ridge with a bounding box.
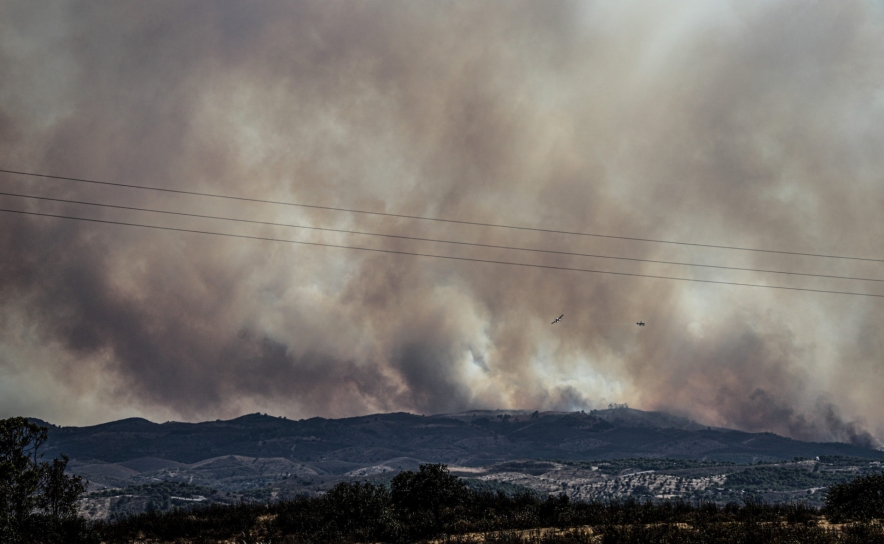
[29,408,884,518]
[35,408,879,469]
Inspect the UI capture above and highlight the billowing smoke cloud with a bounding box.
[0,1,882,446]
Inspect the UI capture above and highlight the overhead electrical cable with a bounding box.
[2,190,882,284]
[1,207,882,299]
[2,167,882,263]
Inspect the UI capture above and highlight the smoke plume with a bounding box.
[0,1,882,446]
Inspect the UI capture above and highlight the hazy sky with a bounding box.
[1,1,882,447]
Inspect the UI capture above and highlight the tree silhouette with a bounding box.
[0,417,89,543]
[322,481,393,540]
[0,417,48,536]
[391,463,468,535]
[825,472,884,521]
[39,454,86,519]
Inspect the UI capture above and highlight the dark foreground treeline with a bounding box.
[92,492,884,544]
[91,466,884,544]
[4,417,884,543]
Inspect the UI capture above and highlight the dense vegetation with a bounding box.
[723,465,850,492]
[825,472,884,521]
[89,481,229,518]
[3,417,884,543]
[93,481,216,500]
[463,477,543,498]
[564,457,738,475]
[93,482,884,543]
[0,417,94,543]
[90,464,884,543]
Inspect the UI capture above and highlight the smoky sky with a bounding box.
[0,1,883,446]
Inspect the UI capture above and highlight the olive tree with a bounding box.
[825,472,884,521]
[0,417,88,542]
[391,463,469,535]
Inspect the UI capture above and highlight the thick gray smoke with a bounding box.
[0,1,882,446]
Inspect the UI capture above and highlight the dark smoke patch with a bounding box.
[743,390,879,449]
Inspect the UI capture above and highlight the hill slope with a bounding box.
[40,408,879,469]
[36,408,884,519]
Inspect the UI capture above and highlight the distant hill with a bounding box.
[34,408,884,519]
[39,408,879,469]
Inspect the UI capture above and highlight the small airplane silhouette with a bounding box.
[636,321,645,326]
[552,314,564,324]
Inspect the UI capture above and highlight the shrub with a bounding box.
[825,472,884,521]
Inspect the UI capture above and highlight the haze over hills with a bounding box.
[39,408,879,477]
[33,407,884,519]
[46,408,881,466]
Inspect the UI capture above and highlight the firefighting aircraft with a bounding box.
[552,315,564,324]
[636,321,645,326]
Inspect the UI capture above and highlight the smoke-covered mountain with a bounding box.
[41,408,878,472]
[35,408,884,518]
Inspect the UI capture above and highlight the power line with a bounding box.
[2,207,882,298]
[2,167,881,264]
[3,190,883,284]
